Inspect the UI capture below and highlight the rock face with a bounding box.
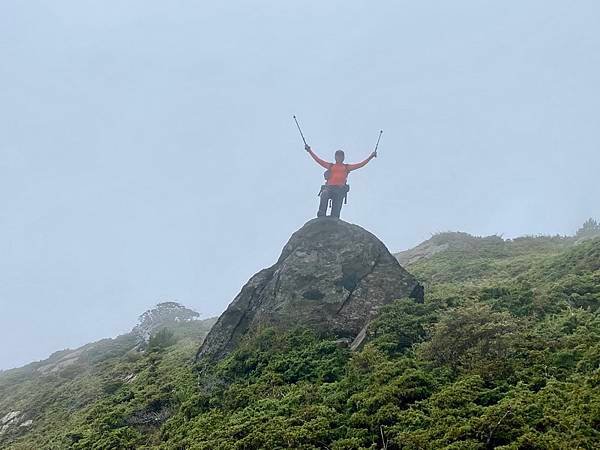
[0,411,32,437]
[197,218,423,362]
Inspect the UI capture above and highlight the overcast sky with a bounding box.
[1,1,599,370]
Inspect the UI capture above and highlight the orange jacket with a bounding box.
[308,149,372,186]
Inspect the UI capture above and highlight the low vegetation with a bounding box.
[2,224,599,449]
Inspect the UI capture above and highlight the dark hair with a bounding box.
[335,150,345,158]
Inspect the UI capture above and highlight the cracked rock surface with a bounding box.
[197,218,423,362]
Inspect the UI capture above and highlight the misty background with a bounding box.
[1,0,599,370]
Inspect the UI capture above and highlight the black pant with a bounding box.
[317,185,346,218]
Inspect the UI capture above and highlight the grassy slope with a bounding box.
[2,234,599,449]
[0,319,216,449]
[154,235,596,450]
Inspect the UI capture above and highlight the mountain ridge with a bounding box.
[1,220,599,448]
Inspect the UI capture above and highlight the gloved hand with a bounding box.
[305,144,311,152]
[370,151,377,158]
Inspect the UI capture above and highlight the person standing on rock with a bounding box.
[305,144,377,218]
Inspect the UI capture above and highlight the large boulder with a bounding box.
[197,218,423,361]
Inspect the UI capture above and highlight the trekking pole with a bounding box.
[293,115,308,147]
[373,130,383,156]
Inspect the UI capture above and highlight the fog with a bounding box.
[1,0,599,370]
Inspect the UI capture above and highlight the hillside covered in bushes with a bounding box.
[1,226,599,449]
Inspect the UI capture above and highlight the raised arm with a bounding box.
[347,151,377,171]
[305,145,331,169]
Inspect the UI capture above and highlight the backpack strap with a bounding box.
[323,162,334,181]
[343,165,350,204]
